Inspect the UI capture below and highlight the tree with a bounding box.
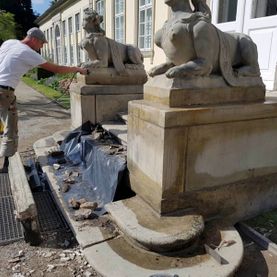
[0,11,16,44]
[0,0,37,39]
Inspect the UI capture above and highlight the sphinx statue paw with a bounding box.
[165,66,184,78]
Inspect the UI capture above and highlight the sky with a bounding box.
[32,0,52,16]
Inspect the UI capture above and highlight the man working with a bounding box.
[0,27,88,172]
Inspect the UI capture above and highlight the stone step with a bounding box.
[102,121,128,146]
[117,112,128,124]
[105,196,204,252]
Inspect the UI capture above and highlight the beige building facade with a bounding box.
[37,0,277,90]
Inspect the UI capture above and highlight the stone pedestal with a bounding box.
[127,76,277,220]
[70,82,143,128]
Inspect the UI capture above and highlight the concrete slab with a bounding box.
[9,153,37,221]
[83,225,243,277]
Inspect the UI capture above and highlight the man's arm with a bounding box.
[39,62,88,75]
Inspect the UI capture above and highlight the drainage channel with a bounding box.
[0,150,71,246]
[20,150,71,235]
[0,173,24,246]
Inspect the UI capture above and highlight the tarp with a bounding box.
[56,122,128,215]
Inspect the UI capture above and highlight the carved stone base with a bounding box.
[144,75,265,107]
[79,68,148,85]
[70,83,143,127]
[128,97,277,220]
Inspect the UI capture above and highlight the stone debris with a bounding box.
[46,264,56,272]
[74,209,96,221]
[63,176,76,184]
[80,201,98,211]
[53,163,61,170]
[61,183,70,193]
[217,240,236,250]
[12,264,20,271]
[42,251,56,258]
[8,257,21,263]
[69,198,81,209]
[12,273,24,277]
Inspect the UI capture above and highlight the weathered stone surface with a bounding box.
[144,75,265,107]
[79,68,148,85]
[127,98,277,218]
[70,83,143,127]
[105,196,204,252]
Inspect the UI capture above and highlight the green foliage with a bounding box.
[0,0,37,39]
[22,76,70,109]
[246,210,277,228]
[0,11,16,42]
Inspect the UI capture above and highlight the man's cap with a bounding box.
[27,27,47,43]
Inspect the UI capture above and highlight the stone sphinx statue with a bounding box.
[149,0,263,87]
[81,9,147,85]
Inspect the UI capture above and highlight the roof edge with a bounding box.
[35,0,79,25]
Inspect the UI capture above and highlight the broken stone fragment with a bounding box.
[63,177,75,184]
[61,183,70,193]
[78,198,87,205]
[71,171,80,178]
[53,163,61,170]
[69,198,80,209]
[80,202,98,211]
[73,209,95,221]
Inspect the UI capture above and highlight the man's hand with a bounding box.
[76,67,89,75]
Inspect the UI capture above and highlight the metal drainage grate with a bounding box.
[0,173,12,197]
[33,191,69,233]
[0,196,23,245]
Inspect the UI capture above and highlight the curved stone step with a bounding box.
[105,196,204,252]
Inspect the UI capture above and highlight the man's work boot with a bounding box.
[0,156,9,173]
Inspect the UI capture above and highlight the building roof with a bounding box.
[35,0,79,25]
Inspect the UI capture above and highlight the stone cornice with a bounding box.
[35,0,79,25]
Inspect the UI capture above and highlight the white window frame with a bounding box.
[68,17,73,34]
[55,25,61,64]
[95,0,105,30]
[75,13,80,32]
[114,0,125,43]
[138,0,153,51]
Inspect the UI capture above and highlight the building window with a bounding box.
[252,0,277,18]
[68,17,73,34]
[50,27,53,61]
[70,44,74,64]
[62,20,67,36]
[138,0,152,50]
[55,25,61,64]
[64,45,68,64]
[96,0,105,30]
[75,13,80,32]
[217,0,238,23]
[115,0,125,43]
[76,46,81,64]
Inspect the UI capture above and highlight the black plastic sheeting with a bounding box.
[56,122,129,215]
